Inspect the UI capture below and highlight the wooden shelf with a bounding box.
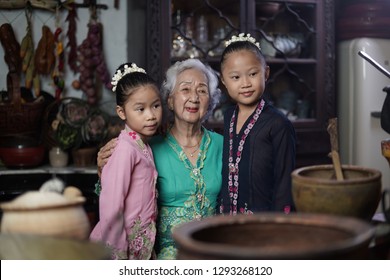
[0,165,97,175]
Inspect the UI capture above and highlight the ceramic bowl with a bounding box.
[0,135,45,168]
[260,33,304,58]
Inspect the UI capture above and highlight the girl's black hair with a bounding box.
[113,63,159,106]
[220,40,267,69]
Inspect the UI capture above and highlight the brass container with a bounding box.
[292,165,382,221]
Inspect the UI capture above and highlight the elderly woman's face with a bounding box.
[169,68,210,125]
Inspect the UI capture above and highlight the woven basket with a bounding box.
[0,73,45,137]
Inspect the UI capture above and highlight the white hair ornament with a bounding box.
[225,33,261,50]
[111,63,147,92]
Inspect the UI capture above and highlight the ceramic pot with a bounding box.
[172,213,375,260]
[292,165,382,221]
[0,135,45,168]
[72,147,97,167]
[49,147,69,167]
[0,187,90,240]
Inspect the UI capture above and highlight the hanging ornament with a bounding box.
[66,2,79,74]
[76,5,112,105]
[52,4,65,100]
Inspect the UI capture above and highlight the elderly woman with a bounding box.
[97,58,222,259]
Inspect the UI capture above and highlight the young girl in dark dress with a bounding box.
[217,34,296,215]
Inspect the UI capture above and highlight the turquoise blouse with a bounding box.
[150,127,223,259]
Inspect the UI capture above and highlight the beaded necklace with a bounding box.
[228,99,265,215]
[171,129,202,157]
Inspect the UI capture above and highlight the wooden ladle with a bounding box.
[327,118,344,181]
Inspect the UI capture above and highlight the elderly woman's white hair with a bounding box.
[161,58,221,123]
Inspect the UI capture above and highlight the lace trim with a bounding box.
[166,127,212,220]
[157,205,215,259]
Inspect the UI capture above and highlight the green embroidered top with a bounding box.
[150,128,223,259]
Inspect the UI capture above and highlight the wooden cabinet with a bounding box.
[146,0,336,167]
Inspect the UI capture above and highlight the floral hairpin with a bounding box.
[111,63,147,92]
[225,33,261,50]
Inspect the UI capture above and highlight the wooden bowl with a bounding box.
[0,135,45,168]
[292,165,382,220]
[0,145,45,168]
[172,213,375,260]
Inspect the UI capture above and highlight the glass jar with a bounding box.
[49,147,69,168]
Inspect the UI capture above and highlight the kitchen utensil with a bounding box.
[358,51,390,134]
[292,164,382,221]
[327,118,344,180]
[172,213,375,259]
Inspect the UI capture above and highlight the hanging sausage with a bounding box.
[66,3,78,74]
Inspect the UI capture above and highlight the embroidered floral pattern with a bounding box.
[126,127,153,162]
[156,128,216,259]
[129,131,137,139]
[94,127,154,197]
[228,99,265,215]
[110,218,156,260]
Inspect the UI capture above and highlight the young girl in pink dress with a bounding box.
[89,63,163,259]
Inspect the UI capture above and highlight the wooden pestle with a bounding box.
[327,118,344,181]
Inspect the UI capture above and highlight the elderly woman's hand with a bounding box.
[97,138,118,177]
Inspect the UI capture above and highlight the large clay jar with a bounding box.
[292,165,382,221]
[0,187,90,240]
[172,213,375,260]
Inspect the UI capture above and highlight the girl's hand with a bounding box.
[97,138,118,177]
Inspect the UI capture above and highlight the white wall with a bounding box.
[0,0,127,109]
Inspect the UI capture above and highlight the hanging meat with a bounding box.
[76,20,112,105]
[34,25,55,76]
[0,23,21,74]
[20,9,36,90]
[52,27,65,100]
